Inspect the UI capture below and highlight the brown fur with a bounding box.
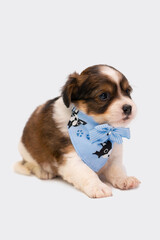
[21,97,72,176]
[120,76,133,97]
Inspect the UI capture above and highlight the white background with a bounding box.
[0,0,160,239]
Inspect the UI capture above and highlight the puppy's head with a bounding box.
[62,65,136,127]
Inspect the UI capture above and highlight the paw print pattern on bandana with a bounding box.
[77,130,84,137]
[86,134,90,140]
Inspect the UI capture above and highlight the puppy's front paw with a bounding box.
[84,182,112,198]
[113,176,141,190]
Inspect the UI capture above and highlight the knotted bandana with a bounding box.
[67,107,130,172]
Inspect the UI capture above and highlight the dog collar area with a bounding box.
[67,107,130,172]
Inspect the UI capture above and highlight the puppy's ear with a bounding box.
[62,72,79,108]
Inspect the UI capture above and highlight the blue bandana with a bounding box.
[68,107,130,172]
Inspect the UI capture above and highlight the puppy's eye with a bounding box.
[99,92,110,101]
[125,89,131,96]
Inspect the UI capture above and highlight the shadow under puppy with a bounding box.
[14,64,140,198]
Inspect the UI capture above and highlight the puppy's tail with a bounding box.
[14,160,32,176]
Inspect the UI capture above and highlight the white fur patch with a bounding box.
[100,65,122,83]
[106,96,137,127]
[53,97,72,136]
[100,143,127,181]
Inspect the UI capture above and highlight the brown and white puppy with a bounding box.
[14,64,140,198]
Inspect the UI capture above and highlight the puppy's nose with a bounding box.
[122,104,132,115]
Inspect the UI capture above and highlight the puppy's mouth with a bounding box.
[123,116,130,121]
[109,115,133,127]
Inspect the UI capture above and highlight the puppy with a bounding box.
[14,64,140,198]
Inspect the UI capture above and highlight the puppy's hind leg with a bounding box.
[14,159,54,180]
[14,160,32,176]
[15,141,54,180]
